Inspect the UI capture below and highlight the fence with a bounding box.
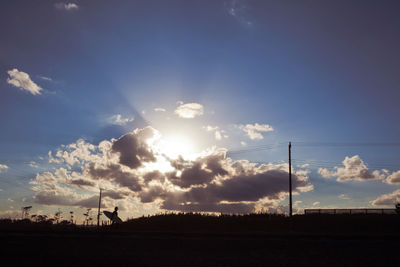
[304,208,397,215]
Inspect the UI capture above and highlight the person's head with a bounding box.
[114,206,118,211]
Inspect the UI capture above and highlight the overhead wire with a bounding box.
[292,142,400,147]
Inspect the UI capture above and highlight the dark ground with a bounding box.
[1,214,399,266]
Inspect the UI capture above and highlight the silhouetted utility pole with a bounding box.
[97,188,103,227]
[289,142,292,217]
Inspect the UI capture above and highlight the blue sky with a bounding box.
[1,0,400,222]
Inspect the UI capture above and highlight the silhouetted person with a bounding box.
[111,206,118,224]
[396,203,400,215]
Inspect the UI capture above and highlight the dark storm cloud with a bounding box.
[87,163,142,192]
[168,153,228,188]
[139,185,167,203]
[143,170,165,184]
[111,127,156,169]
[102,189,131,200]
[75,196,106,209]
[34,190,106,209]
[33,126,312,213]
[34,190,76,206]
[141,152,312,213]
[160,168,309,213]
[69,178,96,188]
[187,170,303,203]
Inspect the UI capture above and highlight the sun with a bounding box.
[143,133,198,173]
[158,135,196,160]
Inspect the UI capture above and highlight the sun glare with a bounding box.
[158,135,196,160]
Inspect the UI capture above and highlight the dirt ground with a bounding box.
[2,230,399,266]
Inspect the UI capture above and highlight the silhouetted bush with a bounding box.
[1,213,399,234]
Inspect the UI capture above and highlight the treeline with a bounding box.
[1,212,399,234]
[122,212,400,234]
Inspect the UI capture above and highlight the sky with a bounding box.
[1,0,400,223]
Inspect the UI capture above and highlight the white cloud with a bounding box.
[29,161,39,169]
[175,102,204,118]
[237,123,274,140]
[38,76,52,81]
[318,155,386,182]
[294,200,302,206]
[6,69,42,95]
[312,201,320,206]
[54,3,79,11]
[154,108,166,112]
[0,164,8,173]
[33,126,313,215]
[203,125,228,141]
[297,163,310,168]
[371,189,400,206]
[240,141,247,147]
[338,194,350,200]
[225,0,253,26]
[109,114,134,126]
[386,170,400,185]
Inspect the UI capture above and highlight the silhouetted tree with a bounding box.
[54,210,62,224]
[21,206,32,219]
[83,208,92,226]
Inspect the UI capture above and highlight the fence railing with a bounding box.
[304,208,397,215]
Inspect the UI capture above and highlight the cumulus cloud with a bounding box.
[48,138,106,166]
[32,126,313,214]
[338,194,351,200]
[318,155,386,182]
[54,3,79,11]
[154,108,166,112]
[69,178,96,188]
[111,127,156,169]
[386,170,400,185]
[6,69,42,95]
[0,163,8,173]
[175,102,204,118]
[87,163,142,192]
[108,114,134,125]
[237,123,274,140]
[203,125,228,140]
[371,189,400,206]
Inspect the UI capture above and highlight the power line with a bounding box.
[227,143,286,155]
[227,141,400,156]
[293,142,400,147]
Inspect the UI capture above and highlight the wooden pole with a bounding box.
[289,142,292,217]
[97,188,102,227]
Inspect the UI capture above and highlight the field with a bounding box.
[1,214,399,266]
